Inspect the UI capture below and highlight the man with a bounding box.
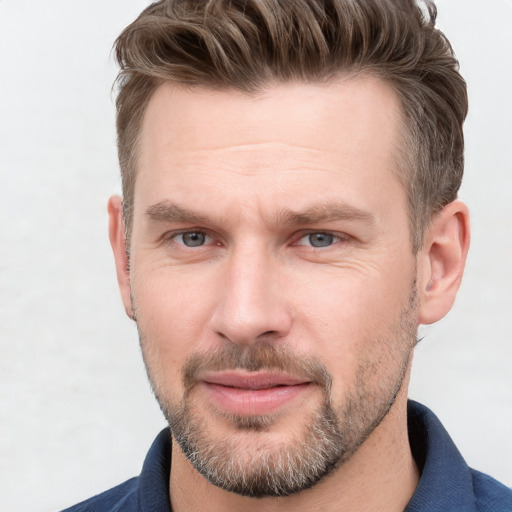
[63,0,511,510]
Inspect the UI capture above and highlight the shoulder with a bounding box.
[59,477,139,512]
[59,429,172,512]
[406,401,512,512]
[471,469,512,512]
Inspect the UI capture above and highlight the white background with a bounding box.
[1,1,511,511]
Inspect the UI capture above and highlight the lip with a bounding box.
[202,370,310,389]
[200,371,313,416]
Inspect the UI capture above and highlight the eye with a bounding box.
[173,231,211,247]
[296,232,342,248]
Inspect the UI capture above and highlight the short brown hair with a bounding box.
[114,0,468,251]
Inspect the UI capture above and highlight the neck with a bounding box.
[169,394,419,512]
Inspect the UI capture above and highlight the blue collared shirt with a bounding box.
[62,401,512,511]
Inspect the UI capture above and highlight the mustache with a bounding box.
[182,342,332,394]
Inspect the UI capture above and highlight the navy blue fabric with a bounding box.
[61,401,512,511]
[61,429,172,512]
[405,401,511,511]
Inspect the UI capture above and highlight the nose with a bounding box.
[209,245,293,345]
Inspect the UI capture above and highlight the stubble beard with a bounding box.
[137,286,418,498]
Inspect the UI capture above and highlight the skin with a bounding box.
[109,77,470,512]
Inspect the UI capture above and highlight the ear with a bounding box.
[418,200,470,325]
[108,195,135,320]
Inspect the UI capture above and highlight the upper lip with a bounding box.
[201,371,310,390]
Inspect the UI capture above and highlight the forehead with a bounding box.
[135,77,405,224]
[140,76,402,155]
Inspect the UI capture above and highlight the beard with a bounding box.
[137,285,418,498]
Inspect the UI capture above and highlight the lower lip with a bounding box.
[202,382,312,416]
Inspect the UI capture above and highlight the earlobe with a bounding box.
[108,195,134,320]
[418,200,470,325]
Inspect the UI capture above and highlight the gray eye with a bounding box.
[180,232,207,247]
[308,233,335,247]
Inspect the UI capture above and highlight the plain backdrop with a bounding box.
[1,1,511,511]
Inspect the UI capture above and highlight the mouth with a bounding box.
[200,371,313,416]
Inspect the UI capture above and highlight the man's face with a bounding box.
[127,77,419,496]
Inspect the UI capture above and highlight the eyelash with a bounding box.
[166,230,217,248]
[294,232,347,248]
[164,230,348,250]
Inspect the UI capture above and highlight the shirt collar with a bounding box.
[135,401,478,511]
[405,400,477,511]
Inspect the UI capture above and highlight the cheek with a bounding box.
[291,264,415,387]
[132,267,219,393]
[295,264,412,335]
[133,261,216,331]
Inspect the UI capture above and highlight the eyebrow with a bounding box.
[146,202,210,225]
[274,203,376,226]
[145,200,375,227]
